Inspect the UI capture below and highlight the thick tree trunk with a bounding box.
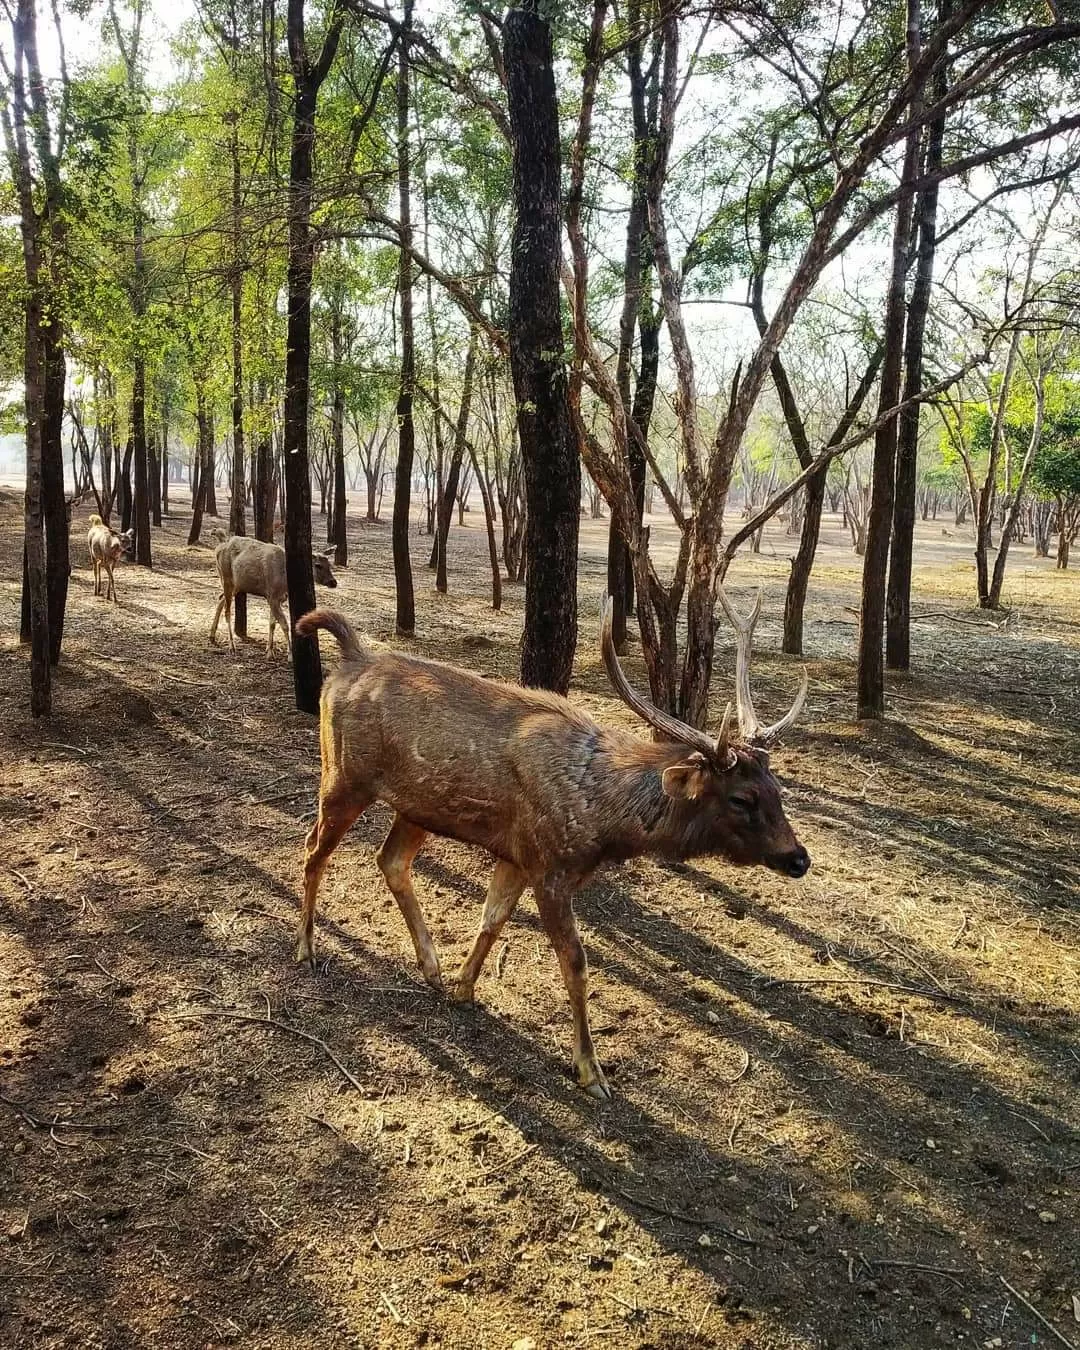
[188,404,212,545]
[119,436,134,532]
[132,357,152,565]
[505,5,580,694]
[886,15,947,670]
[857,0,922,719]
[282,0,343,709]
[392,0,416,636]
[204,445,218,515]
[41,320,69,664]
[283,77,324,710]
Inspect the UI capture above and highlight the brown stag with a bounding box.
[295,592,809,1098]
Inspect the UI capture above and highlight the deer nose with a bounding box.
[785,847,811,878]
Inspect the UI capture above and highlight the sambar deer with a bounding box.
[86,514,126,602]
[210,536,337,657]
[296,591,809,1098]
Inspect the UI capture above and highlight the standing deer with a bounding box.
[295,590,809,1098]
[210,536,337,657]
[86,514,127,601]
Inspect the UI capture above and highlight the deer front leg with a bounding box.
[451,861,527,1003]
[376,814,442,990]
[536,878,610,1100]
[296,783,369,968]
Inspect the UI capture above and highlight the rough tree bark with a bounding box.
[282,0,345,710]
[886,0,948,669]
[505,2,580,693]
[857,0,922,720]
[392,0,416,636]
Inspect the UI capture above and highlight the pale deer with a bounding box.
[295,591,809,1098]
[86,514,126,602]
[210,536,337,657]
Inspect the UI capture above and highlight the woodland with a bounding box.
[1,2,1079,1348]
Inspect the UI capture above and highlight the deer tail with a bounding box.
[296,608,365,663]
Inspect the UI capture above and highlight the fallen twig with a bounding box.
[870,1258,962,1280]
[168,1007,365,1092]
[999,1274,1077,1350]
[0,1091,120,1134]
[607,1182,759,1246]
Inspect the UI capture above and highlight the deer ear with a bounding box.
[661,752,712,801]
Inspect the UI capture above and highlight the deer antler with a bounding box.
[600,598,735,767]
[717,585,808,748]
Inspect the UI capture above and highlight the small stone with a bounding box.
[706,1011,721,1026]
[807,1224,819,1236]
[595,1216,611,1237]
[697,1233,713,1248]
[1038,1210,1058,1224]
[983,1338,1003,1348]
[925,1138,937,1150]
[12,1140,27,1155]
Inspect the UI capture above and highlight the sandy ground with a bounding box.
[1,490,1077,1350]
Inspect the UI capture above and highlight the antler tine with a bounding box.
[600,598,719,760]
[717,584,763,742]
[758,667,809,748]
[714,701,735,767]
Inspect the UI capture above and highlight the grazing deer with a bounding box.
[86,514,126,601]
[210,536,337,657]
[295,591,809,1099]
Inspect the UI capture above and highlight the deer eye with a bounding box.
[730,794,757,815]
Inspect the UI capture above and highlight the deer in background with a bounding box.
[295,589,809,1099]
[210,536,337,657]
[86,514,131,602]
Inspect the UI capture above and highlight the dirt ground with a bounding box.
[1,490,1077,1350]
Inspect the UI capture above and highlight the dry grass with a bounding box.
[0,490,1077,1350]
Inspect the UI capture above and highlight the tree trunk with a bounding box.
[282,0,344,710]
[469,441,502,611]
[886,10,947,670]
[131,358,152,565]
[119,436,134,532]
[161,415,169,514]
[505,5,580,694]
[41,319,69,664]
[188,403,212,545]
[857,0,922,720]
[149,427,162,526]
[434,328,478,593]
[392,0,416,636]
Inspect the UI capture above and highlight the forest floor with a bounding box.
[1,491,1078,1350]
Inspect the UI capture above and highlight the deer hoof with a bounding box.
[421,962,444,993]
[295,939,315,969]
[576,1061,612,1100]
[448,978,475,1004]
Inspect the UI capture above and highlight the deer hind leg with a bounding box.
[105,558,116,602]
[93,556,101,596]
[451,861,527,1004]
[376,814,442,990]
[536,880,610,1100]
[210,594,226,645]
[221,584,236,651]
[297,782,369,968]
[269,596,290,658]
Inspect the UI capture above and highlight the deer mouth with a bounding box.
[769,847,811,879]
